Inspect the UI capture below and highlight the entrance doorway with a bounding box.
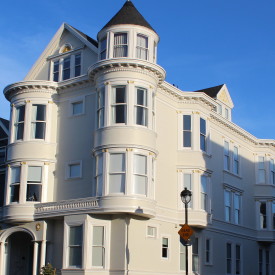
[6,232,33,275]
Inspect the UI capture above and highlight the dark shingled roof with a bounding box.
[0,118,9,140]
[100,0,156,33]
[70,25,98,48]
[193,84,224,99]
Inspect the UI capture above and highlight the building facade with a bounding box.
[1,1,275,275]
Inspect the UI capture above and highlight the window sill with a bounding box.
[223,170,242,179]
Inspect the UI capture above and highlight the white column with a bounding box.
[32,241,38,275]
[40,240,46,269]
[0,242,5,275]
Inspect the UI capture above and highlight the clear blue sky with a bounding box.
[0,0,274,139]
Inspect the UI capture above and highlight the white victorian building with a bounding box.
[1,1,275,275]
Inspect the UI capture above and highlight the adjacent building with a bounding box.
[1,1,274,275]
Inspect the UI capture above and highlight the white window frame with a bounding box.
[224,141,230,171]
[100,37,107,60]
[14,105,25,141]
[146,225,158,238]
[258,156,266,184]
[200,117,207,152]
[133,154,148,196]
[51,51,83,82]
[134,87,148,127]
[111,86,127,125]
[70,97,85,117]
[9,165,21,204]
[205,238,213,265]
[108,152,126,194]
[182,114,192,149]
[30,104,47,140]
[136,33,149,60]
[161,236,170,260]
[113,32,128,58]
[91,225,106,268]
[26,165,42,202]
[95,153,104,197]
[97,87,105,128]
[66,161,82,180]
[64,222,84,269]
[233,146,239,175]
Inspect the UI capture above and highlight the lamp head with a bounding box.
[180,187,192,205]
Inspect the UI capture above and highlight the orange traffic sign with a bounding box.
[178,224,193,241]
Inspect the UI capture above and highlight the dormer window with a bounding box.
[52,53,82,82]
[100,37,107,60]
[113,33,128,58]
[136,34,148,60]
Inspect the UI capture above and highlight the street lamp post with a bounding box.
[180,187,192,275]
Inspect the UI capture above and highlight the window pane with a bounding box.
[69,164,80,178]
[63,57,71,80]
[11,167,20,183]
[72,102,83,115]
[134,155,147,175]
[136,88,147,106]
[27,166,42,182]
[184,174,192,190]
[26,184,41,201]
[31,122,46,139]
[110,154,125,172]
[70,226,82,245]
[93,226,104,246]
[113,105,126,123]
[183,132,191,147]
[183,115,191,130]
[10,185,20,203]
[15,105,25,123]
[114,87,126,103]
[109,174,125,193]
[69,247,82,267]
[135,106,147,126]
[92,247,104,266]
[200,118,206,135]
[133,175,147,195]
[32,105,46,121]
[53,61,59,82]
[15,124,24,140]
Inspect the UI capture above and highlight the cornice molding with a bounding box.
[88,59,166,85]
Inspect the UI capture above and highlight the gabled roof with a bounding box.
[194,84,224,98]
[194,84,234,108]
[69,25,98,48]
[25,23,98,80]
[100,0,156,33]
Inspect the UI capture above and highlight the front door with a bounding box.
[7,232,33,275]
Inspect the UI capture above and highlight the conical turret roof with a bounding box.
[99,0,156,33]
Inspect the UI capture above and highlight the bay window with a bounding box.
[31,104,46,139]
[10,166,21,203]
[94,149,155,198]
[26,166,42,202]
[69,225,83,267]
[183,115,192,148]
[14,105,25,141]
[133,154,147,195]
[92,226,105,267]
[109,153,126,194]
[135,87,148,126]
[113,33,128,58]
[112,86,126,124]
[136,34,148,60]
